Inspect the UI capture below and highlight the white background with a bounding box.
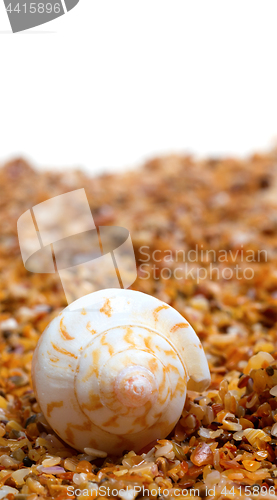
[1,1,277,174]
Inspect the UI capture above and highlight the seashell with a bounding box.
[243,428,271,448]
[32,289,210,454]
[221,413,242,432]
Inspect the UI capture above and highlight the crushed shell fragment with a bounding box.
[243,428,271,448]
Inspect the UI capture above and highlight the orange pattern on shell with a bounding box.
[100,333,114,356]
[47,401,63,418]
[153,305,169,323]
[82,349,100,381]
[100,298,112,317]
[170,322,189,333]
[132,400,152,429]
[86,322,97,334]
[102,415,119,428]
[51,342,78,359]
[60,317,74,341]
[81,392,103,412]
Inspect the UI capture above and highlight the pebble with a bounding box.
[118,488,138,500]
[76,460,93,473]
[0,454,18,468]
[0,318,18,331]
[73,472,88,484]
[0,396,7,409]
[13,448,25,462]
[42,456,61,467]
[64,457,79,472]
[84,447,107,458]
[155,443,173,458]
[11,468,31,485]
[0,486,18,499]
[270,385,277,397]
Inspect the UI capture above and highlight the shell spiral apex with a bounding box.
[32,289,211,454]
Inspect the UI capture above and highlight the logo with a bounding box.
[17,189,137,304]
[4,0,79,33]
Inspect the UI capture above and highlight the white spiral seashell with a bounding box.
[32,289,210,454]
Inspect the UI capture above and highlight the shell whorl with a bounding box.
[32,289,210,454]
[74,324,185,437]
[114,365,156,408]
